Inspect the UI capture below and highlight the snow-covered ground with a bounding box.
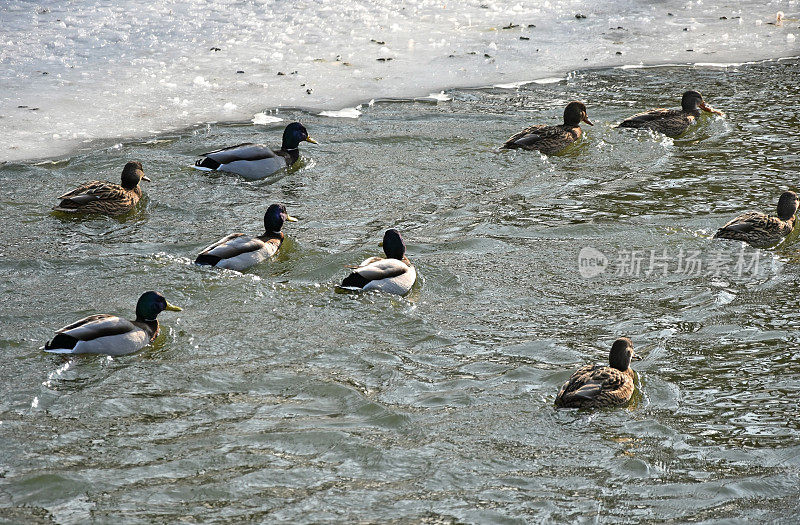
[1,0,797,161]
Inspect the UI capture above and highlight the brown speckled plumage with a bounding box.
[714,191,799,248]
[54,161,148,216]
[555,337,638,409]
[502,101,593,155]
[618,108,697,137]
[618,90,720,138]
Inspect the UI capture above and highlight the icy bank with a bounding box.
[1,0,798,162]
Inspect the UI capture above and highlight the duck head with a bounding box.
[382,229,406,260]
[264,203,298,233]
[135,291,182,322]
[777,191,799,220]
[120,161,150,190]
[608,337,638,371]
[564,101,593,127]
[681,90,718,114]
[282,122,318,150]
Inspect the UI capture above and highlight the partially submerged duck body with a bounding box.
[195,122,316,180]
[618,90,721,137]
[502,101,593,155]
[714,191,799,248]
[555,337,639,409]
[195,203,297,272]
[53,161,149,215]
[340,229,416,296]
[44,291,181,356]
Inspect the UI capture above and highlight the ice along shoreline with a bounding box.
[2,0,797,163]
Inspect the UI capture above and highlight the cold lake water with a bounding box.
[3,56,800,521]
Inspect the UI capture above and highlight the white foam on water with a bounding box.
[1,1,798,162]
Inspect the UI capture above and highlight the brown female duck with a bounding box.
[555,337,639,409]
[714,191,799,248]
[502,101,593,155]
[53,161,149,215]
[618,90,722,137]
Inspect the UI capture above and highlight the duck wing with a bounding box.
[556,364,632,407]
[716,212,763,234]
[196,143,292,179]
[619,108,696,137]
[503,124,578,154]
[341,258,408,289]
[45,314,141,354]
[502,125,550,148]
[195,233,268,266]
[199,143,280,164]
[54,180,139,214]
[714,212,792,247]
[618,108,679,127]
[57,181,129,204]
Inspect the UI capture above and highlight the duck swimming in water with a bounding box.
[195,203,298,272]
[714,191,799,248]
[53,161,150,215]
[339,229,416,296]
[44,291,182,356]
[195,122,317,180]
[501,101,593,155]
[618,90,723,137]
[555,337,640,409]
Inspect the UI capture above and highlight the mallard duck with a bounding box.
[555,337,640,409]
[339,229,416,296]
[501,101,593,155]
[195,203,297,271]
[53,161,149,215]
[618,90,723,137]
[713,191,799,248]
[195,122,317,180]
[44,291,181,356]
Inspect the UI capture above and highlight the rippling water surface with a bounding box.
[2,59,800,523]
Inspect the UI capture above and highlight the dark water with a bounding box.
[2,58,800,523]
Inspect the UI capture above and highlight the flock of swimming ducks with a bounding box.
[43,90,798,409]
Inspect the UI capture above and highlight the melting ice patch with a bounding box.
[252,113,283,125]
[0,0,798,161]
[494,77,565,89]
[424,91,453,102]
[319,107,362,119]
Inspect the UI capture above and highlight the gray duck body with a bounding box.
[195,122,316,180]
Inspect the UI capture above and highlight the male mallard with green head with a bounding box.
[714,191,799,248]
[53,161,150,215]
[555,337,640,409]
[618,90,723,137]
[195,122,317,180]
[195,203,298,272]
[44,291,182,356]
[339,229,417,296]
[501,101,593,155]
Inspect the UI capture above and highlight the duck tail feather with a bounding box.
[340,272,371,289]
[195,157,221,169]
